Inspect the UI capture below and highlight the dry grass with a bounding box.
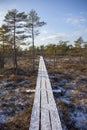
[3,107,32,130]
[0,56,39,130]
[47,56,87,130]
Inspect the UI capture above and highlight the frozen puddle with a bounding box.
[0,114,7,123]
[70,109,87,129]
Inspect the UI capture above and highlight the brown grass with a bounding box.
[4,107,32,130]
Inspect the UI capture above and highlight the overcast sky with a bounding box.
[0,0,87,46]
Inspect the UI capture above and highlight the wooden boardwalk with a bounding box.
[29,56,62,130]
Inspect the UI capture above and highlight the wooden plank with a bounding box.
[41,64,51,130]
[46,79,62,130]
[29,56,62,130]
[29,57,42,130]
[41,57,62,130]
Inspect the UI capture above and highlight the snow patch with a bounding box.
[61,98,71,105]
[70,108,87,129]
[26,89,35,93]
[53,89,62,93]
[0,114,7,123]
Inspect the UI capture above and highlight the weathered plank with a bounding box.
[29,57,42,130]
[41,57,62,130]
[29,56,62,130]
[46,79,62,130]
[41,64,51,130]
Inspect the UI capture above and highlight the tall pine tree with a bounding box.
[4,9,27,74]
[26,9,46,71]
[0,24,9,68]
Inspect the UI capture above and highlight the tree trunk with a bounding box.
[14,18,18,74]
[32,25,35,72]
[0,54,4,68]
[54,49,56,69]
[2,35,5,68]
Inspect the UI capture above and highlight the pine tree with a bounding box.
[4,9,27,74]
[0,24,9,68]
[75,37,84,63]
[26,9,46,71]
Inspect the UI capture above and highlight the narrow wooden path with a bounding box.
[29,56,62,130]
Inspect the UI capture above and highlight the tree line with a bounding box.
[28,37,87,64]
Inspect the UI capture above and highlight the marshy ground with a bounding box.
[46,56,87,130]
[0,56,38,130]
[0,56,87,130]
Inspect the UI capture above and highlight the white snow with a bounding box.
[60,98,71,104]
[26,89,35,93]
[70,109,87,129]
[52,89,62,93]
[0,114,7,123]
